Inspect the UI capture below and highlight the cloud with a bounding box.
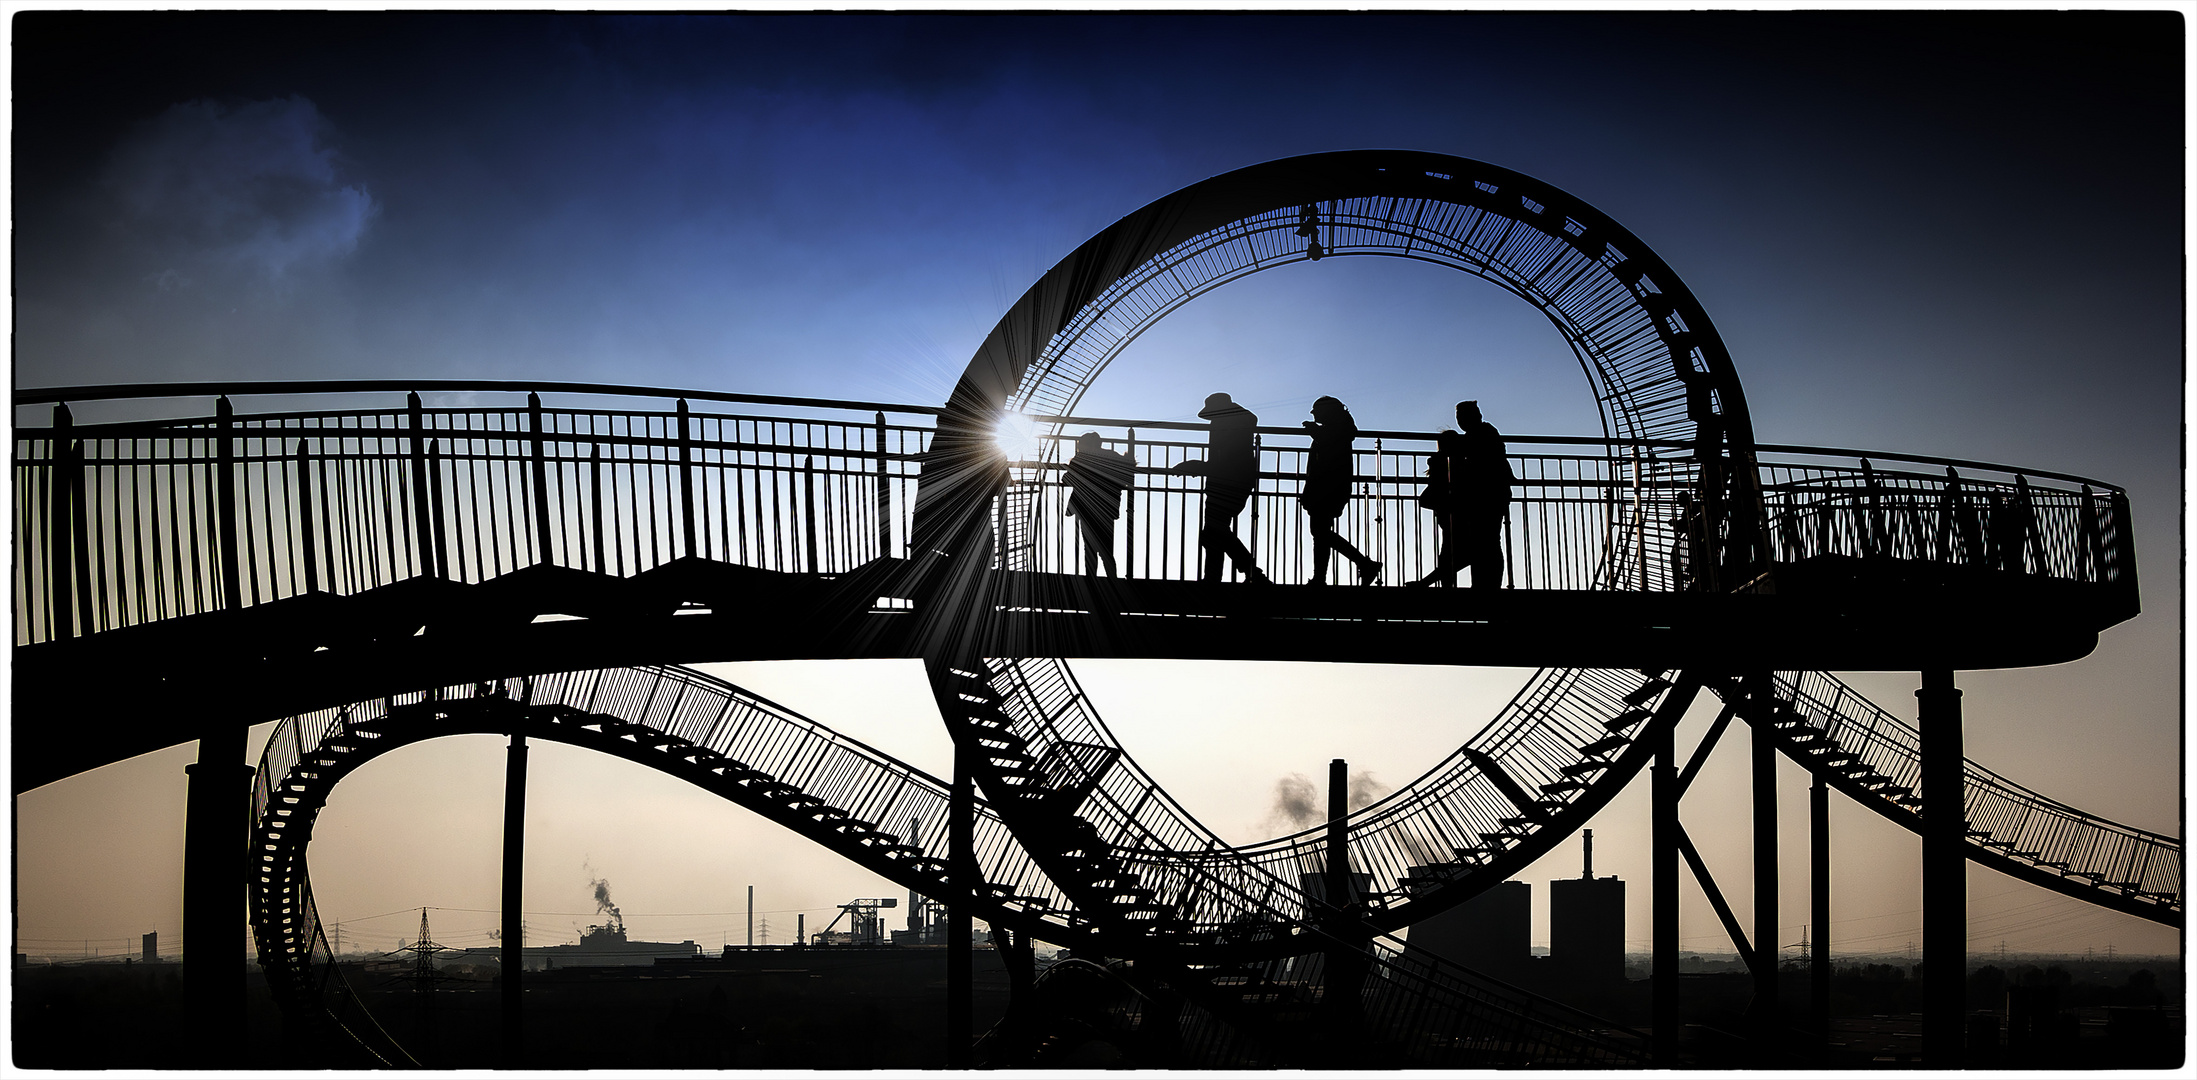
[102,95,375,281]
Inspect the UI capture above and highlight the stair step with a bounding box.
[1559,761,1611,779]
[1540,781,1587,796]
[1604,708,1652,732]
[1622,679,1672,706]
[1577,735,1628,758]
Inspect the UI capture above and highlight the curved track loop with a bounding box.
[917,151,1742,958]
[922,150,2174,967]
[933,657,1698,947]
[250,666,1083,1061]
[251,665,1658,1067]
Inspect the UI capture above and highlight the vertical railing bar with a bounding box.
[125,440,149,627]
[408,393,439,579]
[803,454,819,573]
[239,431,267,604]
[214,396,241,612]
[552,412,574,568]
[611,419,628,577]
[379,430,404,589]
[295,440,320,595]
[529,395,555,568]
[590,442,607,576]
[677,398,696,561]
[147,437,172,624]
[875,412,891,560]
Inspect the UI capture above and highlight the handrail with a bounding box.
[12,380,945,417]
[1725,672,2180,919]
[12,381,2123,492]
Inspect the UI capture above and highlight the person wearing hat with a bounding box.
[1300,396,1382,585]
[1063,431,1134,578]
[1169,392,1271,584]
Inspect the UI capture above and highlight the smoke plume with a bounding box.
[590,875,619,920]
[1348,770,1391,811]
[1260,769,1392,835]
[1262,773,1321,834]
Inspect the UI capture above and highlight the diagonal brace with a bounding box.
[1675,820,1757,971]
[1676,702,1737,798]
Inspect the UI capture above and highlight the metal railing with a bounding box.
[1750,670,2180,913]
[12,385,2135,646]
[18,393,929,644]
[1169,668,1683,916]
[252,667,1073,932]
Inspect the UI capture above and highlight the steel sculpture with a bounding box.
[11,152,2171,1067]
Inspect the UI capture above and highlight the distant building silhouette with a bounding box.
[1405,880,1531,983]
[1548,830,1625,983]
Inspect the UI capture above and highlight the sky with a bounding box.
[11,9,2184,967]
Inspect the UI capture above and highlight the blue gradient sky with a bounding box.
[14,11,2183,961]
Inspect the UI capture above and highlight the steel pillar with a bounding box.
[1652,721,1678,1063]
[1749,675,1779,1047]
[501,731,528,1066]
[1811,770,1830,1052]
[182,728,249,1067]
[1918,668,1965,1066]
[946,745,974,1068]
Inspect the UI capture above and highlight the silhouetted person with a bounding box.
[1671,490,1707,592]
[1407,426,1469,587]
[1987,492,2031,574]
[1300,397,1381,585]
[1064,431,1133,578]
[1170,393,1270,584]
[1455,401,1513,590]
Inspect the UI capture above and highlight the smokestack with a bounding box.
[1324,758,1349,913]
[909,817,922,935]
[1583,829,1594,880]
[797,913,805,948]
[747,885,754,947]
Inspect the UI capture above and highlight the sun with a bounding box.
[992,410,1042,461]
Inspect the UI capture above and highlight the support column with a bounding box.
[1918,669,1965,1067]
[215,396,241,612]
[182,726,249,1067]
[1652,721,1678,1063]
[1811,770,1831,1053]
[946,745,974,1068]
[1749,675,1779,1047]
[501,731,528,1066]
